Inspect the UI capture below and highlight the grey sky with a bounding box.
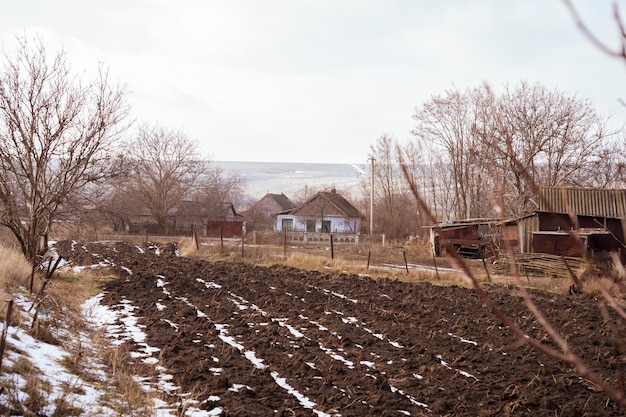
[0,1,623,163]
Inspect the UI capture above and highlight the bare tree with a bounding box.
[362,134,422,239]
[412,85,493,219]
[562,0,626,189]
[291,185,317,208]
[413,82,616,219]
[0,35,130,260]
[477,81,614,216]
[124,123,209,231]
[193,164,245,219]
[370,134,400,236]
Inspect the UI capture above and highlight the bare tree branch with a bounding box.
[563,0,626,60]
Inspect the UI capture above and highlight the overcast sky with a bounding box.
[0,1,624,164]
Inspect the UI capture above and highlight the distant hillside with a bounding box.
[214,161,366,200]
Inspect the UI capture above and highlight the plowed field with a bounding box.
[57,240,624,416]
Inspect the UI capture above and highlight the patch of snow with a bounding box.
[197,278,222,289]
[448,332,478,346]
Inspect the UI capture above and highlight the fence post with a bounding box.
[367,251,371,270]
[432,249,441,280]
[481,253,492,282]
[330,234,334,260]
[403,250,409,274]
[283,230,287,259]
[241,229,245,258]
[0,300,14,373]
[219,227,224,252]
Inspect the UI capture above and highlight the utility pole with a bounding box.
[369,157,375,234]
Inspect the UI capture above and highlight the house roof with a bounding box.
[176,201,243,219]
[290,189,363,218]
[214,202,243,219]
[265,193,296,211]
[175,200,210,216]
[539,186,626,219]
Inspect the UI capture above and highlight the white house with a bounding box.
[276,189,363,233]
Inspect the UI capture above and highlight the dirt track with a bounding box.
[57,240,625,416]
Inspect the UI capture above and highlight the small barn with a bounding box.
[531,186,626,261]
[276,189,363,233]
[206,202,245,238]
[429,218,521,258]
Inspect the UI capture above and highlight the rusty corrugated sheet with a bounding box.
[539,187,626,218]
[517,213,539,254]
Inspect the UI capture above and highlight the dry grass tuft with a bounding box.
[53,394,86,417]
[46,269,116,314]
[30,319,60,346]
[22,371,52,415]
[177,236,199,257]
[7,356,34,376]
[0,244,32,291]
[98,342,155,415]
[283,251,338,271]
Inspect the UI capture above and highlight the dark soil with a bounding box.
[57,240,626,417]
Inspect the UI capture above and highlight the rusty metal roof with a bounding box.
[539,186,626,218]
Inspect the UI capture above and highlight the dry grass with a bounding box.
[0,244,32,291]
[98,342,155,415]
[239,247,471,286]
[177,236,199,257]
[0,244,32,323]
[195,238,597,296]
[46,269,116,314]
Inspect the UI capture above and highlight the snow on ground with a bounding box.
[0,293,119,416]
[0,245,214,416]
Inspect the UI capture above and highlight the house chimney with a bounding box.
[331,187,336,194]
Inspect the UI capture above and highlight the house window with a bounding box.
[321,220,331,233]
[282,219,293,230]
[306,220,316,232]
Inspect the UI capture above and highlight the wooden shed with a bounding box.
[532,187,626,261]
[430,218,520,258]
[206,202,244,238]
